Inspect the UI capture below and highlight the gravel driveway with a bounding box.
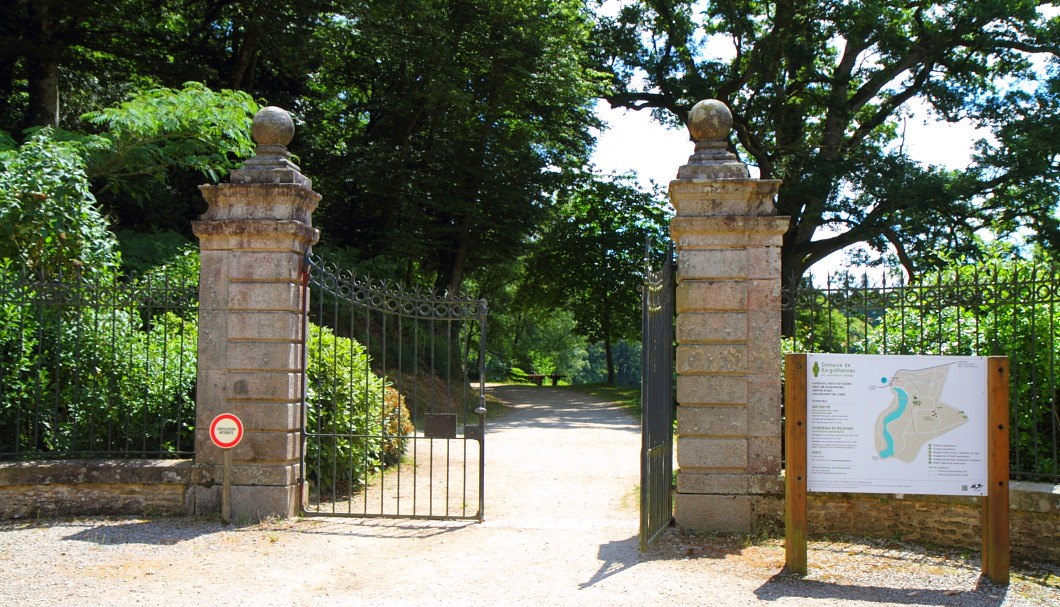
[0,385,1056,606]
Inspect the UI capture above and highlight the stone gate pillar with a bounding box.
[191,106,319,519]
[670,100,788,532]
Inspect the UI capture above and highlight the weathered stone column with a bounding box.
[190,107,319,519]
[670,99,788,532]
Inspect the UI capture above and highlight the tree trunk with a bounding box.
[780,237,811,338]
[226,20,262,90]
[25,1,60,129]
[604,336,615,385]
[436,214,472,294]
[26,56,59,128]
[447,228,469,295]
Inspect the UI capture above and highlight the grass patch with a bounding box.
[565,383,641,416]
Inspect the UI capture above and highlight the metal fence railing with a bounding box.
[0,266,198,459]
[640,244,675,549]
[301,255,488,520]
[783,264,1060,483]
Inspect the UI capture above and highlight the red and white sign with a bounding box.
[209,413,244,449]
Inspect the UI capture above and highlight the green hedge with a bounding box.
[305,323,414,495]
[0,262,198,457]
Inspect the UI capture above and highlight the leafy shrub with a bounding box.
[0,260,197,458]
[116,229,197,277]
[0,261,48,453]
[305,324,413,495]
[381,386,414,466]
[0,130,118,278]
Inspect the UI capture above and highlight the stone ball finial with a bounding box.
[687,99,733,142]
[252,106,295,147]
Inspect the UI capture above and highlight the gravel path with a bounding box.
[0,385,1056,606]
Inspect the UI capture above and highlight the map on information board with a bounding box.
[874,364,969,462]
[806,354,987,496]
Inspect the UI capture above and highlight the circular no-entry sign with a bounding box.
[209,413,244,449]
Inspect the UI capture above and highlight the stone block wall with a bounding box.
[1,461,1055,565]
[0,460,192,519]
[670,99,788,531]
[189,106,318,519]
[751,479,1060,564]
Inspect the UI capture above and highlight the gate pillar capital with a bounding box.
[669,99,788,533]
[190,106,317,520]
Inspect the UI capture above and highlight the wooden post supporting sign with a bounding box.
[784,353,808,576]
[984,357,1010,585]
[209,413,244,524]
[783,354,1009,585]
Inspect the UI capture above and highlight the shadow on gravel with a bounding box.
[288,518,475,540]
[47,516,474,546]
[754,572,1007,606]
[579,535,640,589]
[61,520,219,545]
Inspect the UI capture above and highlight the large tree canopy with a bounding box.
[0,0,325,133]
[300,0,606,293]
[1,0,608,296]
[530,171,670,382]
[595,0,1060,299]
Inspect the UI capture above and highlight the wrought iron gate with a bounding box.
[640,245,675,549]
[300,255,488,520]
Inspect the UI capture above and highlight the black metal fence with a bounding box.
[0,266,198,459]
[784,264,1060,483]
[302,255,488,520]
[640,245,675,549]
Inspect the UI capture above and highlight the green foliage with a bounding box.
[116,229,197,277]
[0,260,48,452]
[0,83,253,280]
[0,241,417,469]
[81,82,258,202]
[0,130,119,277]
[530,171,670,383]
[789,253,1060,480]
[581,340,642,386]
[305,323,413,494]
[476,170,668,386]
[783,275,873,355]
[486,305,589,380]
[0,260,198,457]
[866,259,1060,479]
[300,0,606,292]
[597,0,1060,297]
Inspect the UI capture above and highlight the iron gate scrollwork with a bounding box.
[301,255,488,520]
[640,244,675,549]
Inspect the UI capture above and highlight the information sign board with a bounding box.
[806,354,987,496]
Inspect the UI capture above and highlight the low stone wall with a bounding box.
[0,460,194,519]
[2,462,1057,565]
[811,482,1060,564]
[751,479,1059,564]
